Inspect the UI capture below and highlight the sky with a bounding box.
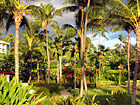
[4,0,137,49]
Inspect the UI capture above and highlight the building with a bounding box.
[0,40,9,54]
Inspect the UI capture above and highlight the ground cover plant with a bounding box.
[0,75,46,105]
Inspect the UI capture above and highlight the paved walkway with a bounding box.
[61,89,72,99]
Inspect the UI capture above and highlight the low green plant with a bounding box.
[68,88,79,97]
[32,82,65,97]
[104,90,127,105]
[0,75,46,105]
[49,95,99,105]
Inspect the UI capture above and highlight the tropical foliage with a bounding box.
[0,0,140,105]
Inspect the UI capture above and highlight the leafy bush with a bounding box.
[104,90,127,105]
[0,75,46,105]
[68,88,79,97]
[121,76,127,84]
[32,82,65,98]
[49,95,99,105]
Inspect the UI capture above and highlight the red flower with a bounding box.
[86,81,90,84]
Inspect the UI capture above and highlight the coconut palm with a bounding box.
[63,0,91,97]
[98,0,140,104]
[3,0,35,80]
[114,34,127,56]
[114,34,127,85]
[32,3,57,84]
[21,22,41,83]
[51,21,77,86]
[111,22,133,93]
[93,26,108,88]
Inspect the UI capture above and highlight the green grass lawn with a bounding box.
[31,82,140,105]
[84,85,140,105]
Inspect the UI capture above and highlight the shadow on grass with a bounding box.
[32,82,65,98]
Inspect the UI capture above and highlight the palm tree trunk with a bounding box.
[131,27,140,105]
[57,60,59,84]
[128,29,131,93]
[83,67,88,96]
[74,51,77,89]
[60,55,62,86]
[99,57,101,88]
[119,66,121,85]
[96,69,97,88]
[37,59,40,82]
[80,8,84,59]
[46,24,50,84]
[80,58,84,97]
[99,34,101,88]
[83,0,90,52]
[15,22,20,80]
[80,7,84,97]
[83,0,90,96]
[28,52,32,83]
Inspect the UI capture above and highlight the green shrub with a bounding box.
[0,75,46,105]
[104,90,127,105]
[32,82,65,97]
[68,88,79,97]
[49,95,99,105]
[121,76,127,85]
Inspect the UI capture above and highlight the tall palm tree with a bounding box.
[99,0,140,104]
[111,23,133,92]
[33,3,56,84]
[3,0,33,80]
[114,34,127,56]
[114,34,127,85]
[51,21,77,86]
[94,26,108,88]
[63,0,91,97]
[21,22,41,83]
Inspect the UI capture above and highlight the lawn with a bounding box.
[84,85,140,105]
[32,82,140,105]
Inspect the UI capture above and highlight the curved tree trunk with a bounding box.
[46,24,51,84]
[131,25,140,105]
[128,29,131,93]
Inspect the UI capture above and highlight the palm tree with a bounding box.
[114,34,127,85]
[99,0,140,104]
[63,0,91,97]
[33,3,56,84]
[5,33,14,53]
[111,23,133,92]
[51,21,77,86]
[3,0,33,80]
[114,34,127,56]
[21,22,41,83]
[93,26,108,88]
